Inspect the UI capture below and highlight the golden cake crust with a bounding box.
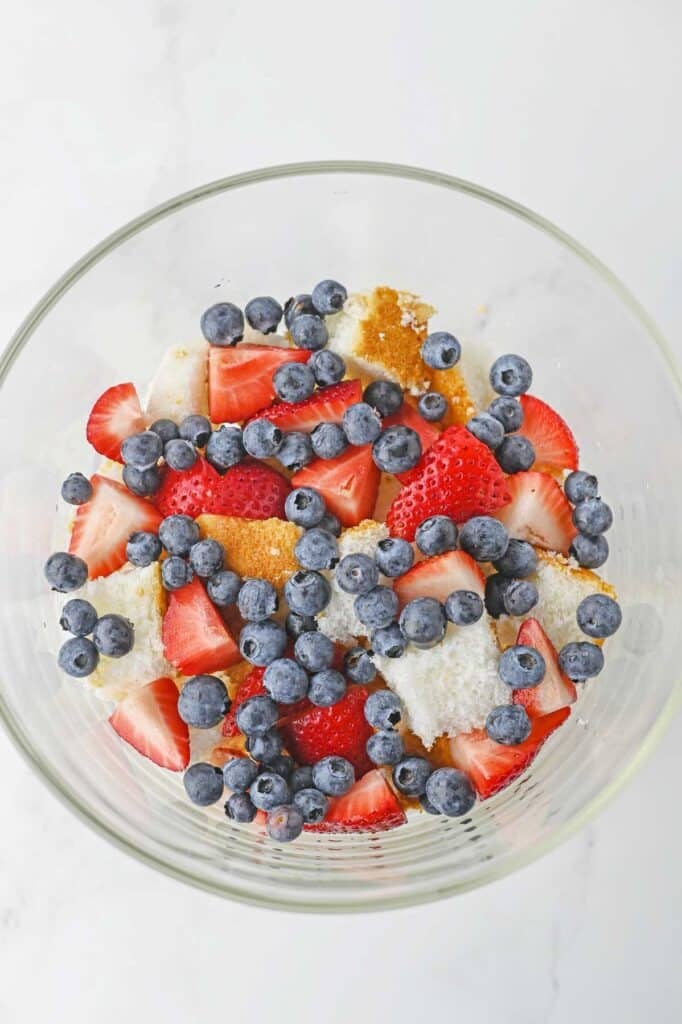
[196,515,301,588]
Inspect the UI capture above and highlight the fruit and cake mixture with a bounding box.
[44,281,620,843]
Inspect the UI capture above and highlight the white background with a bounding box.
[1,2,681,1021]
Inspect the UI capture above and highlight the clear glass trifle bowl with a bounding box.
[1,161,680,911]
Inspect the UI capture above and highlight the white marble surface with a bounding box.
[1,1,681,1021]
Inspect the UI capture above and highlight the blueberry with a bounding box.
[311,278,347,315]
[122,465,161,497]
[164,438,197,471]
[444,590,484,626]
[363,379,403,417]
[59,598,98,637]
[294,631,334,672]
[489,354,533,396]
[277,431,314,472]
[399,597,446,648]
[576,594,622,638]
[268,755,295,779]
[263,658,310,703]
[290,765,314,793]
[223,757,259,793]
[161,555,194,590]
[573,498,613,536]
[503,579,539,616]
[294,528,339,570]
[335,553,379,595]
[312,756,355,796]
[290,314,328,351]
[308,349,346,386]
[242,418,283,459]
[459,516,509,562]
[371,623,407,658]
[273,361,315,403]
[237,577,279,621]
[206,569,242,606]
[44,552,88,593]
[183,763,224,806]
[343,646,376,684]
[61,472,92,505]
[308,668,346,707]
[225,792,257,823]
[392,756,432,797]
[249,771,292,811]
[364,690,402,729]
[285,611,318,639]
[372,426,422,474]
[569,533,609,569]
[235,695,279,737]
[375,537,414,577]
[159,514,200,556]
[317,511,342,537]
[355,586,399,630]
[188,539,224,579]
[205,425,244,472]
[179,413,211,447]
[484,573,511,619]
[121,430,163,470]
[126,530,162,567]
[424,767,476,816]
[493,539,537,578]
[293,787,328,824]
[419,792,441,815]
[58,636,99,677]
[285,487,326,528]
[498,645,546,688]
[488,396,523,432]
[415,515,457,556]
[418,392,448,422]
[310,422,349,460]
[367,729,404,766]
[178,675,230,728]
[284,294,316,328]
[239,619,287,666]
[485,704,531,745]
[266,804,304,842]
[343,402,382,445]
[284,570,331,616]
[200,302,244,346]
[245,296,283,334]
[558,641,605,680]
[92,614,134,657]
[421,332,461,370]
[247,729,283,764]
[564,470,599,505]
[466,412,505,450]
[149,418,179,445]
[496,435,535,473]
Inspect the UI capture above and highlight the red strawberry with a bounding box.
[208,344,309,423]
[493,470,577,555]
[162,578,241,675]
[306,769,406,834]
[280,686,374,776]
[518,395,579,473]
[384,400,440,481]
[109,677,189,771]
[86,382,146,461]
[154,457,221,518]
[386,426,511,540]
[512,618,577,717]
[291,445,380,527]
[250,379,362,433]
[222,663,311,737]
[207,462,290,519]
[448,706,570,799]
[69,475,162,578]
[394,550,485,607]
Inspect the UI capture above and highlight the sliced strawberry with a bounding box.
[222,663,310,737]
[207,462,291,519]
[109,677,189,771]
[448,706,570,799]
[209,344,309,423]
[162,578,241,675]
[518,395,579,473]
[280,686,374,776]
[250,379,362,433]
[386,426,511,540]
[86,382,147,462]
[306,769,406,834]
[394,550,485,606]
[69,475,162,578]
[493,470,577,555]
[384,399,440,480]
[154,457,221,518]
[291,445,380,527]
[513,618,577,717]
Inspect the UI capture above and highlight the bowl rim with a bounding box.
[1,159,680,913]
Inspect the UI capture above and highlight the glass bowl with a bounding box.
[1,162,680,912]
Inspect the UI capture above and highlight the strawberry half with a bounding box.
[384,399,440,479]
[162,578,241,675]
[280,685,374,777]
[306,769,406,834]
[448,706,570,799]
[394,550,485,606]
[291,445,380,527]
[154,457,221,518]
[518,395,579,473]
[209,344,309,423]
[86,382,147,462]
[386,426,511,540]
[109,677,189,771]
[493,470,577,555]
[221,664,309,737]
[513,618,577,718]
[69,475,162,578]
[207,462,291,519]
[250,379,362,433]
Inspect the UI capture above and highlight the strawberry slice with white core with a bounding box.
[394,550,485,607]
[250,379,362,433]
[208,344,309,423]
[291,444,380,527]
[69,475,162,578]
[109,677,189,771]
[86,382,146,461]
[493,471,577,555]
[306,769,406,834]
[162,577,241,675]
[517,395,579,473]
[513,618,577,717]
